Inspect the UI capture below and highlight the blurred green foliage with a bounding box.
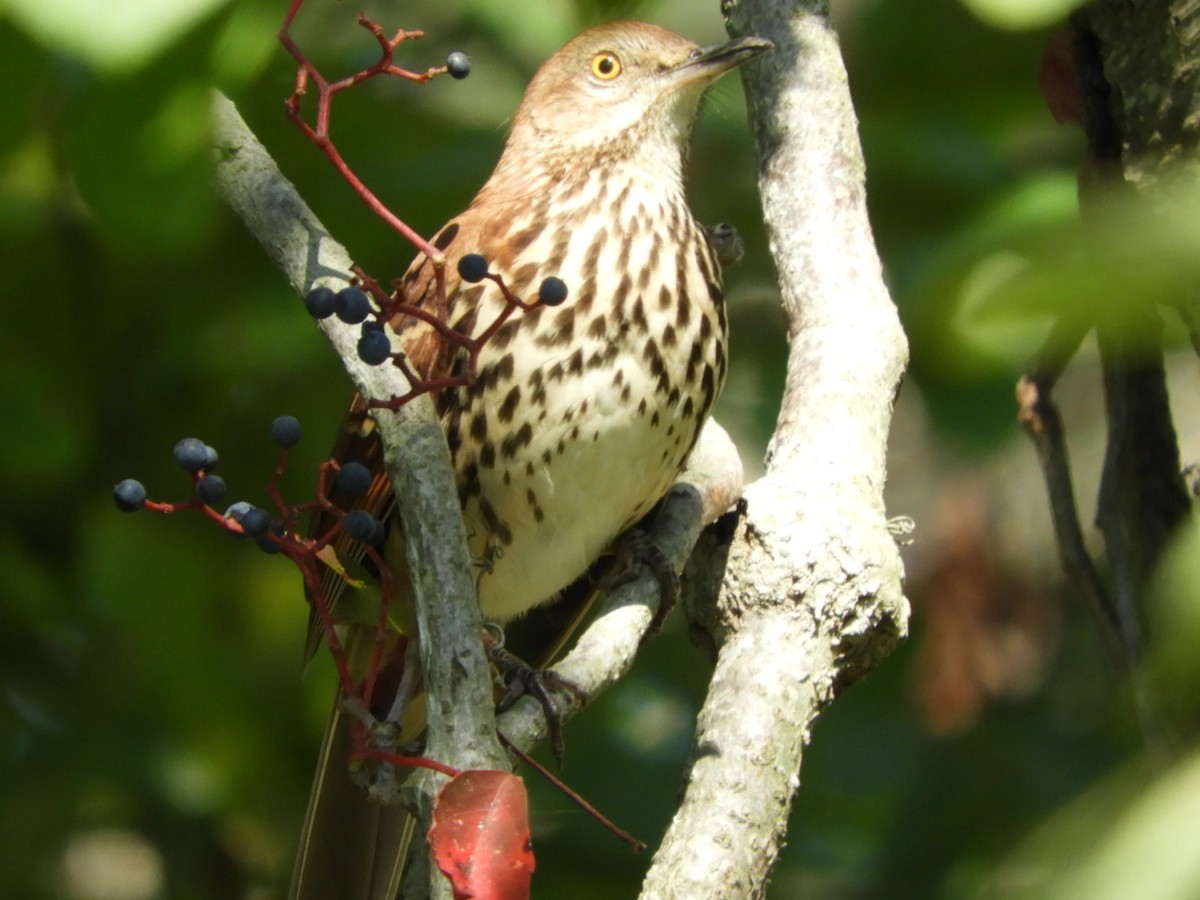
[2,0,1198,897]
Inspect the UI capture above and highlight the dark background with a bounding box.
[4,0,1198,897]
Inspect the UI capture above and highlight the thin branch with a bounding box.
[1016,319,1124,667]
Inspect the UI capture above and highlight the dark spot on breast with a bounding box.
[582,230,606,282]
[682,396,695,419]
[460,460,479,496]
[631,297,648,333]
[508,262,539,296]
[491,320,520,350]
[498,385,521,423]
[501,422,533,459]
[662,324,677,348]
[480,441,496,468]
[613,273,632,314]
[565,348,584,376]
[528,369,546,405]
[433,223,459,250]
[658,283,672,310]
[505,222,545,262]
[588,314,607,338]
[676,288,692,328]
[479,499,512,545]
[470,412,487,443]
[686,341,703,382]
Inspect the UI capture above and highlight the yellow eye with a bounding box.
[591,52,622,80]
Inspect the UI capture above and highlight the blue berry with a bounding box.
[336,462,373,498]
[224,501,253,522]
[457,254,489,284]
[173,438,209,472]
[113,479,146,512]
[240,507,270,538]
[195,474,227,505]
[202,444,219,470]
[538,277,568,306]
[357,329,392,366]
[256,522,285,554]
[446,51,471,79]
[335,287,372,324]
[344,509,385,545]
[304,286,338,319]
[271,415,302,448]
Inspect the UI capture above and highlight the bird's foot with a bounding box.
[597,527,679,641]
[486,629,582,766]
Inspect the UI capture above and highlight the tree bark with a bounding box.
[640,2,910,897]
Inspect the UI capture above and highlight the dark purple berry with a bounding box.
[344,509,385,545]
[240,507,270,538]
[255,521,285,554]
[113,479,146,512]
[336,462,373,498]
[304,286,338,319]
[538,277,568,306]
[195,474,227,505]
[224,501,253,522]
[457,254,489,284]
[173,438,209,472]
[335,287,371,324]
[446,51,471,79]
[357,329,392,366]
[202,444,219,470]
[271,415,302,448]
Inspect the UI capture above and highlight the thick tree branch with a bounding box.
[640,2,910,897]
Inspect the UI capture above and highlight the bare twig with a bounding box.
[1016,318,1124,666]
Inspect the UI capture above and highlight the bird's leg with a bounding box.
[596,527,680,640]
[485,626,581,766]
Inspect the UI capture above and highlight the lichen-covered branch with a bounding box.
[640,2,910,897]
[211,89,508,818]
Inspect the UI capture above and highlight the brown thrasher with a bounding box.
[290,20,770,900]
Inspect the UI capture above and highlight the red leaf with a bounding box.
[429,770,534,900]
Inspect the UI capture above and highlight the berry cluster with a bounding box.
[301,268,570,384]
[112,415,385,560]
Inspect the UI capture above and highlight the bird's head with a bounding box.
[504,21,771,177]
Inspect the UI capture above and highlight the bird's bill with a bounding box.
[670,34,774,84]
